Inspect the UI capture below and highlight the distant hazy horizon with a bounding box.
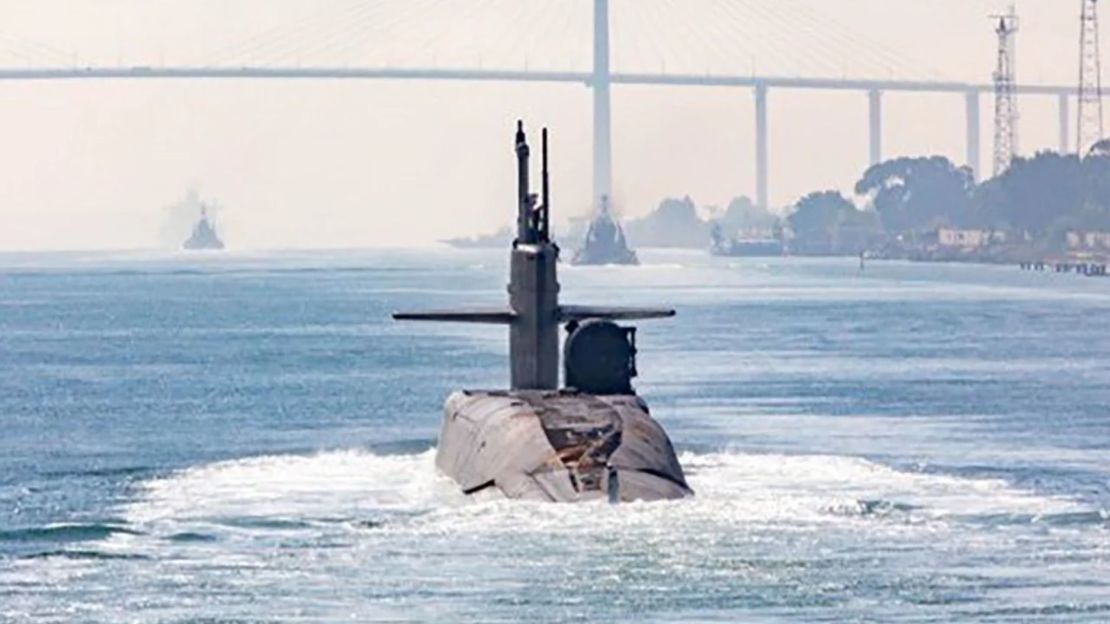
[0,0,1091,251]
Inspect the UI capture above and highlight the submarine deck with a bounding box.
[435,389,692,503]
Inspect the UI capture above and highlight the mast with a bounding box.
[991,6,1019,175]
[1078,0,1105,154]
[540,128,550,241]
[515,121,534,244]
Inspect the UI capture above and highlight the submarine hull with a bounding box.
[436,390,692,502]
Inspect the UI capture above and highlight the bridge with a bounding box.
[0,0,1082,211]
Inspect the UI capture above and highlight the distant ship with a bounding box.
[441,226,514,249]
[183,206,225,250]
[709,223,782,257]
[571,196,638,265]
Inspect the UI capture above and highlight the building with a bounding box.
[1066,230,1110,250]
[937,227,1007,249]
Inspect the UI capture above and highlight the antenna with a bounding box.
[1079,0,1104,154]
[991,5,1019,176]
[540,128,550,241]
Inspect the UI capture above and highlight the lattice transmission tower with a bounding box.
[992,6,1019,176]
[1078,0,1104,155]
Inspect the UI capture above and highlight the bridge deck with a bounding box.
[0,66,1074,96]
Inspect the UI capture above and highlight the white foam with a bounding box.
[124,449,460,525]
[121,448,1082,540]
[680,451,1081,520]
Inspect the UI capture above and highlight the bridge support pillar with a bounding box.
[1059,93,1071,154]
[755,83,769,210]
[592,0,612,209]
[965,91,981,181]
[868,89,882,166]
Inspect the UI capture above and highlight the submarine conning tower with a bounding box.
[395,120,673,391]
[508,121,560,389]
[393,121,691,502]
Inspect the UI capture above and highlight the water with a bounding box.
[0,249,1107,622]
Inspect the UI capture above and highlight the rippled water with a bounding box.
[1,249,1107,622]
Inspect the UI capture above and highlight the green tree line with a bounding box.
[787,145,1110,255]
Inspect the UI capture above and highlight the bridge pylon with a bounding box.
[966,91,982,181]
[592,0,612,210]
[754,84,769,211]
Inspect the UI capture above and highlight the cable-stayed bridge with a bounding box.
[0,0,1081,209]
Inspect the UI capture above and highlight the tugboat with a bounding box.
[183,205,225,250]
[394,121,691,502]
[571,195,638,265]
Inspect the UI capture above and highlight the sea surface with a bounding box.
[0,248,1107,623]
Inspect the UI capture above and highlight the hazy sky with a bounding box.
[0,1,1090,250]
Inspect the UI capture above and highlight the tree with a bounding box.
[624,195,710,248]
[715,195,777,232]
[855,156,975,233]
[788,191,877,255]
[974,151,1083,237]
[1080,150,1110,229]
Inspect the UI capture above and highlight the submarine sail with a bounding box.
[394,121,691,503]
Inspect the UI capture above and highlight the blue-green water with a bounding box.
[0,249,1107,622]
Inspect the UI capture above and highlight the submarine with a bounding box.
[394,121,691,503]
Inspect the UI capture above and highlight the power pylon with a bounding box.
[992,5,1019,176]
[1078,0,1104,155]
